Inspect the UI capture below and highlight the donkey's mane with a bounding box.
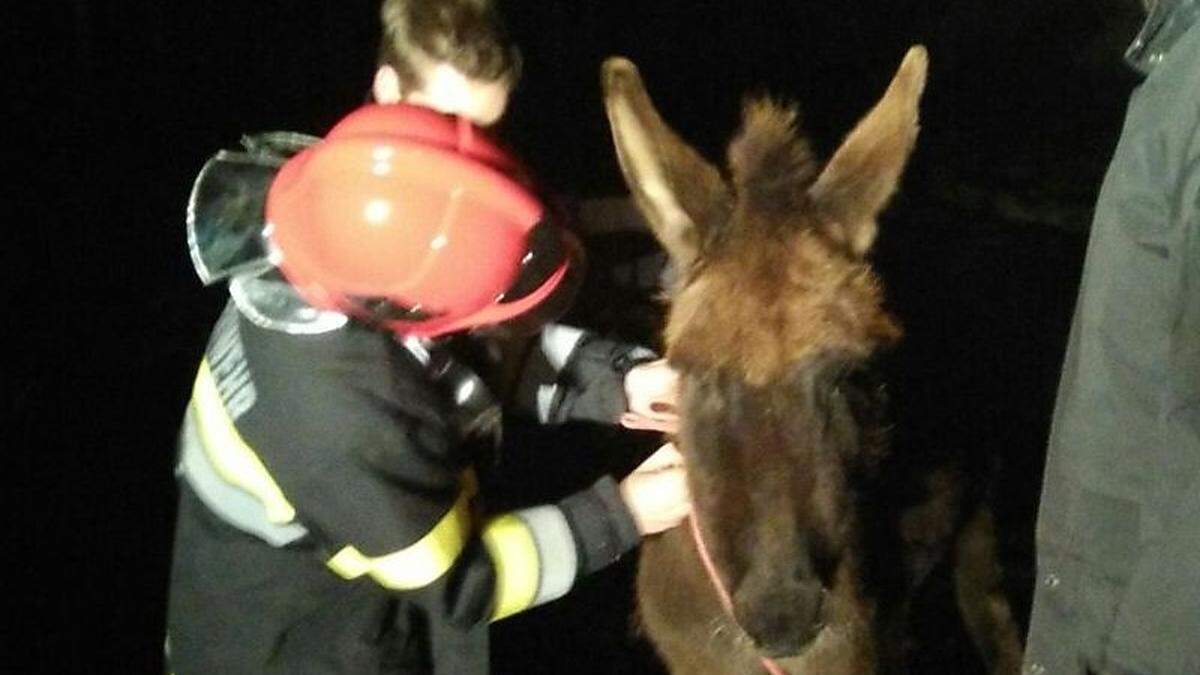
[728,99,819,218]
[664,95,902,385]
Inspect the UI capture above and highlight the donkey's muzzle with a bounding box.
[737,580,827,658]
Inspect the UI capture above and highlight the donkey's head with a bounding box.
[604,47,926,657]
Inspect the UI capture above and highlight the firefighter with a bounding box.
[166,1,686,672]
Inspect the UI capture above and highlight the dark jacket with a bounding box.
[166,302,650,674]
[1024,5,1200,674]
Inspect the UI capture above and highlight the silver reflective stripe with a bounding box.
[535,384,560,423]
[178,407,309,547]
[540,324,587,371]
[228,273,348,336]
[513,505,578,606]
[401,336,433,366]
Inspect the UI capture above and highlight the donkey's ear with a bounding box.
[810,46,927,256]
[602,57,730,269]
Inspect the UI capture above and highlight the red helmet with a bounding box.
[263,103,579,338]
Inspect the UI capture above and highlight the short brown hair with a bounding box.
[378,0,522,89]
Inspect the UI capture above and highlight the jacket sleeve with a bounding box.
[300,442,641,626]
[1073,32,1200,674]
[511,324,658,425]
[1106,81,1200,672]
[277,384,641,626]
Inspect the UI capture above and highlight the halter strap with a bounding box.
[688,514,788,675]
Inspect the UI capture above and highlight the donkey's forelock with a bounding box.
[728,98,819,217]
[602,47,924,383]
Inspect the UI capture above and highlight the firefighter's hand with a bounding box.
[620,442,691,535]
[621,358,680,434]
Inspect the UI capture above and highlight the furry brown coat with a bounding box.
[601,47,1023,674]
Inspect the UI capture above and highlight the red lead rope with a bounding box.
[688,514,789,675]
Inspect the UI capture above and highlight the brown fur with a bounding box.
[602,47,1023,674]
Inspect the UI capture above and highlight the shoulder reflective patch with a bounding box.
[481,514,541,621]
[191,360,297,524]
[326,489,473,590]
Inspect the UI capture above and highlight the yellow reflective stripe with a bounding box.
[326,546,372,579]
[192,360,296,524]
[481,514,541,621]
[327,489,473,590]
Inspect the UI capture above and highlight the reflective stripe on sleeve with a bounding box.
[180,406,309,546]
[536,384,560,423]
[540,324,587,371]
[513,505,578,607]
[191,360,297,524]
[326,489,473,590]
[481,514,541,620]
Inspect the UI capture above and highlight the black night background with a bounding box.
[14,1,1146,672]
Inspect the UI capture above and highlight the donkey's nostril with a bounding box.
[798,584,828,638]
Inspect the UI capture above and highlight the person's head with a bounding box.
[373,0,520,126]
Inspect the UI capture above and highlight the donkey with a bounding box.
[601,47,1023,674]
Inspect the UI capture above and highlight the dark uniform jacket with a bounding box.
[167,302,651,675]
[1024,4,1200,674]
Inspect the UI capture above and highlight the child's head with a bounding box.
[374,0,520,126]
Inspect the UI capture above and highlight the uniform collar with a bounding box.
[1126,0,1199,74]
